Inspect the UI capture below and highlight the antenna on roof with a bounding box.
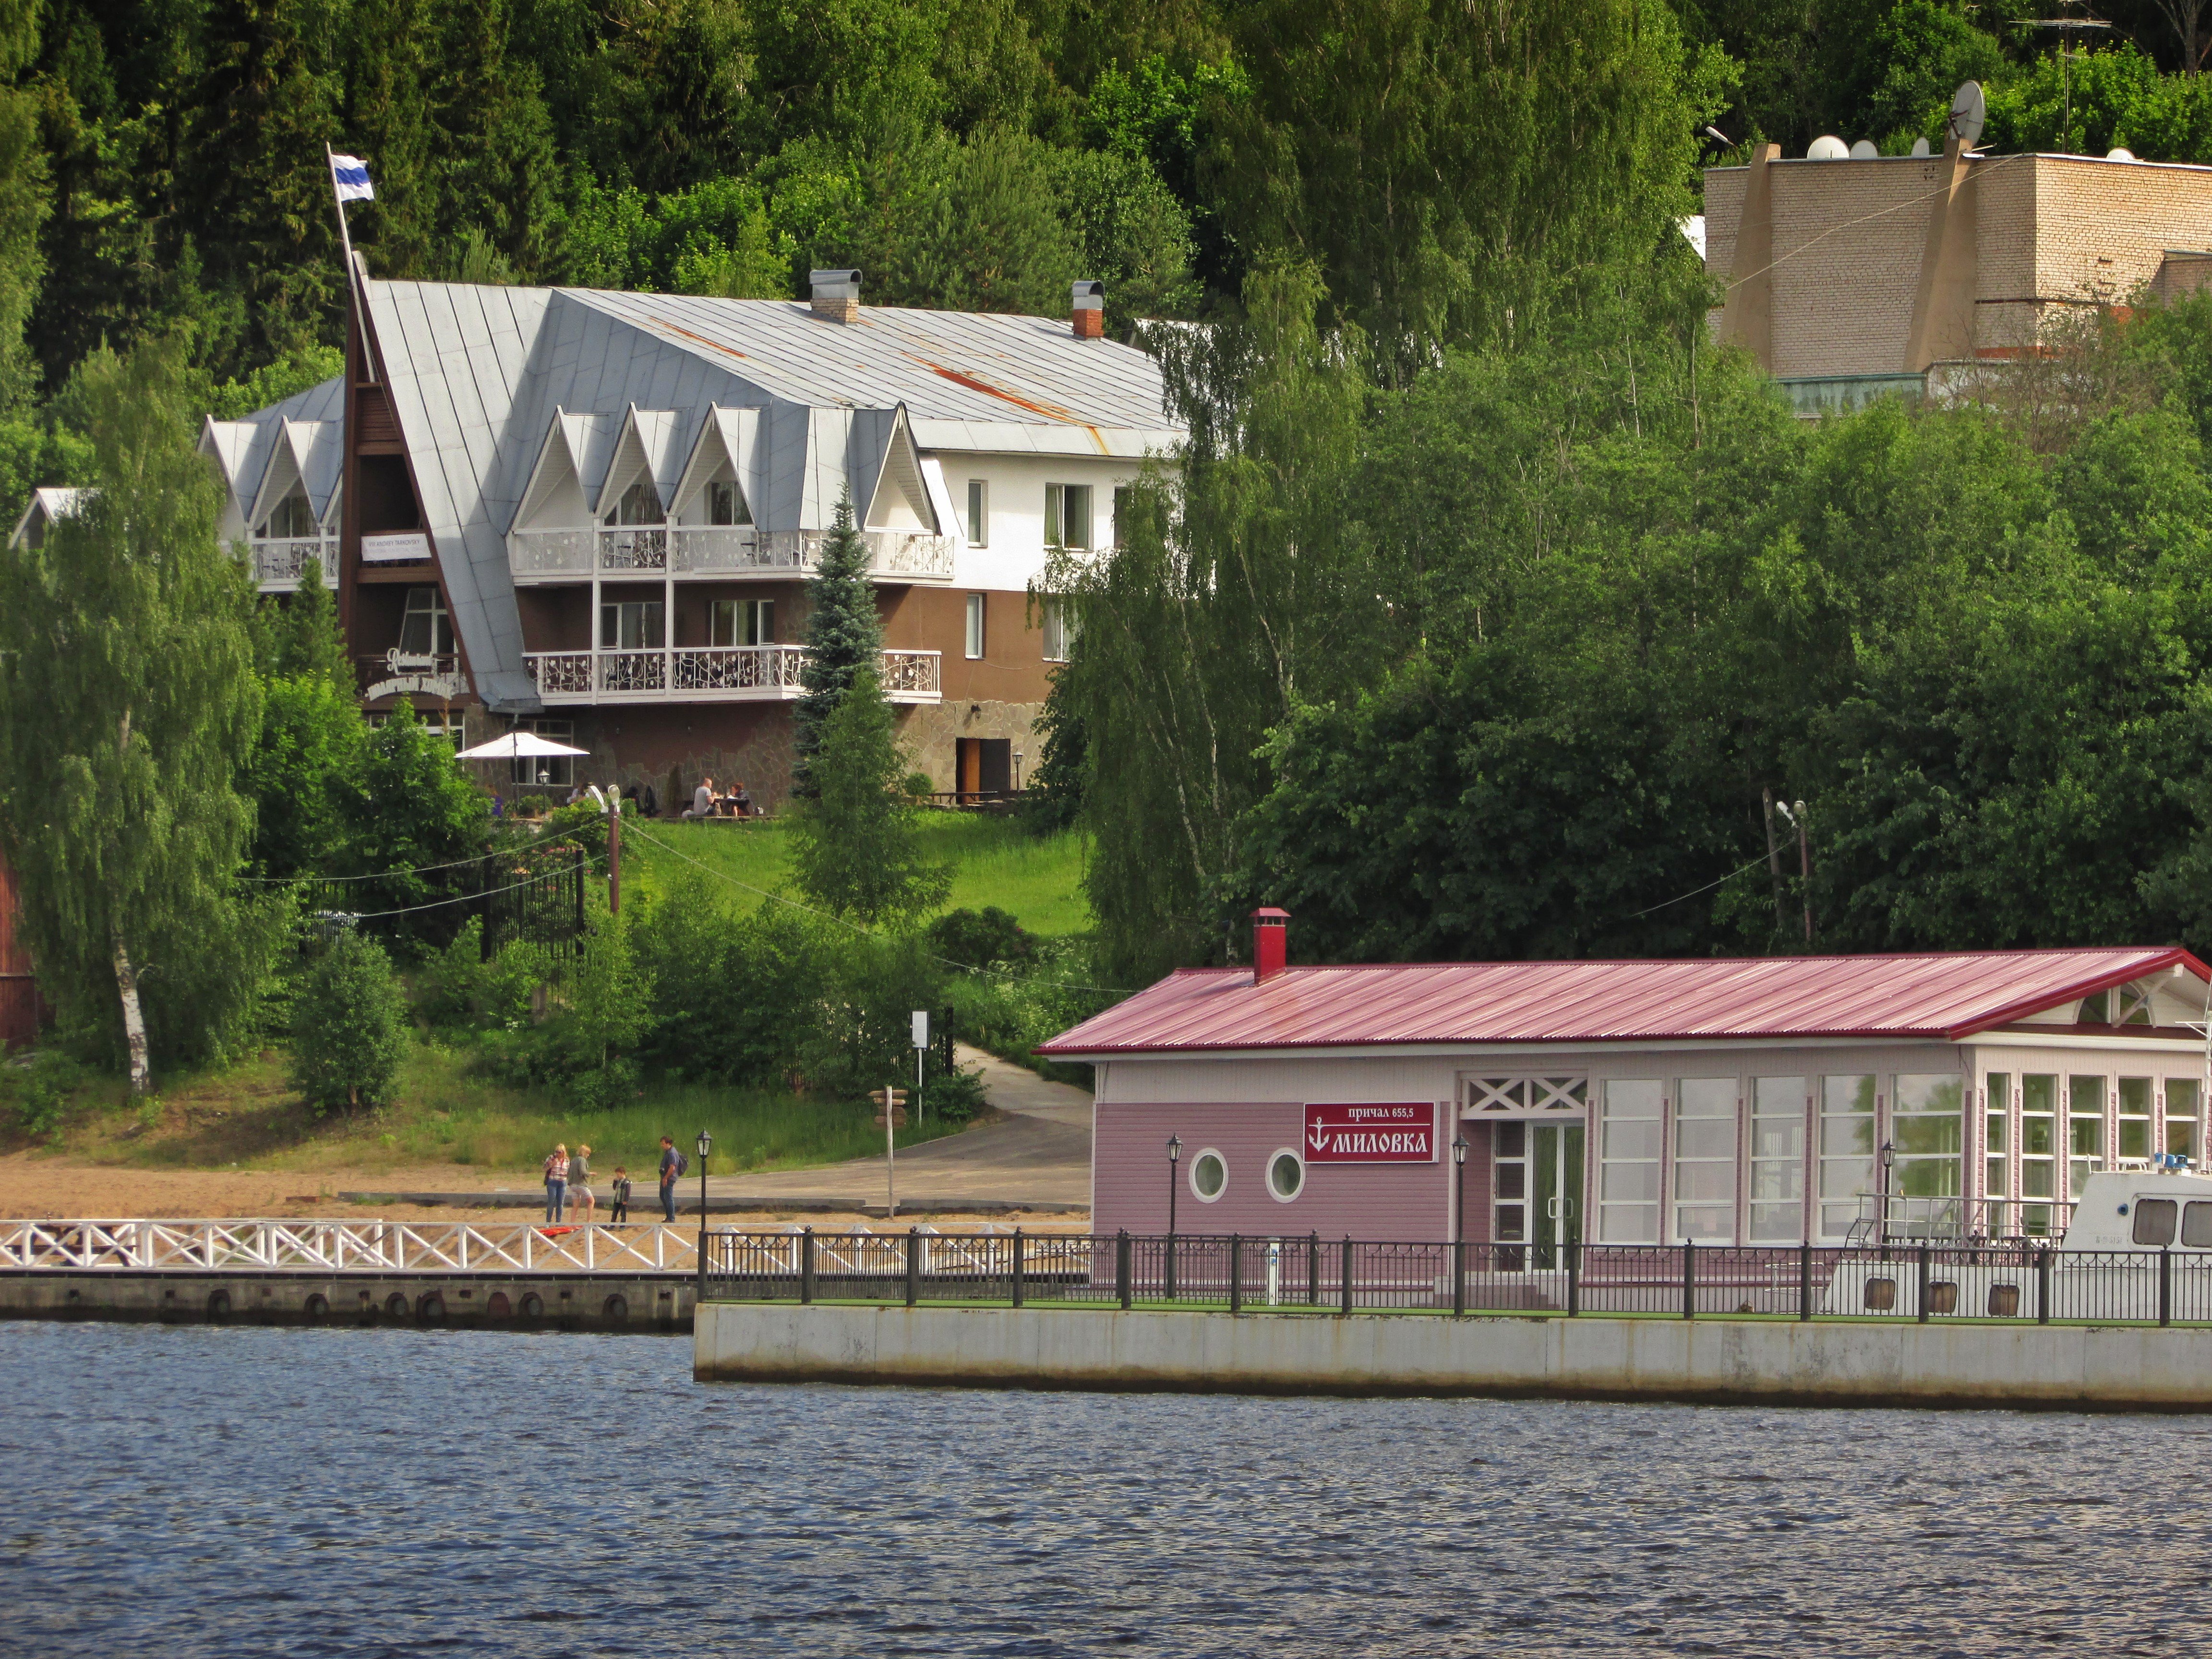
[1948,82,1986,149]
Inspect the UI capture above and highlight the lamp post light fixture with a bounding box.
[1878,1139,1897,1251]
[1013,749,1024,793]
[1165,1134,1182,1302]
[1452,1134,1469,1249]
[695,1128,713,1301]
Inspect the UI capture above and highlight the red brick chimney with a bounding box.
[1252,907,1289,984]
[1072,280,1104,339]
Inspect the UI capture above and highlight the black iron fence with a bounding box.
[701,1232,2212,1327]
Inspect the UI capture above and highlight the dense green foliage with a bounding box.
[790,665,954,925]
[289,928,410,1114]
[0,338,280,1082]
[1057,268,2212,979]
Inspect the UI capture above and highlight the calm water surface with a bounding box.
[3,1322,2208,1656]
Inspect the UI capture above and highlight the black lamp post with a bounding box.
[695,1128,713,1300]
[1165,1134,1182,1302]
[1452,1134,1469,1249]
[1877,1139,1897,1253]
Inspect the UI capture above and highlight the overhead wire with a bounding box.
[240,818,600,883]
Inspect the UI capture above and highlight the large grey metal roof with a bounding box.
[225,278,1179,712]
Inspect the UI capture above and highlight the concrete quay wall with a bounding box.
[696,1304,2212,1410]
[1,1270,695,1333]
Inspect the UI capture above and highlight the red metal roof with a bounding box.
[1037,948,2212,1056]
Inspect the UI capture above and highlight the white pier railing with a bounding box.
[0,1219,703,1274]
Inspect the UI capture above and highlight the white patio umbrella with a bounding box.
[454,731,589,761]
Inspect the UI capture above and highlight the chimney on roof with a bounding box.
[1252,907,1289,984]
[1072,279,1105,339]
[811,268,861,325]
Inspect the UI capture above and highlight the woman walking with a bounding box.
[569,1143,595,1223]
[543,1142,569,1223]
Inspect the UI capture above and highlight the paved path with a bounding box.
[699,1046,1092,1213]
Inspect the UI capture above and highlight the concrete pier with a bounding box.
[2,1270,695,1333]
[695,1303,2212,1410]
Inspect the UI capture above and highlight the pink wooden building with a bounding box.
[1039,915,2212,1249]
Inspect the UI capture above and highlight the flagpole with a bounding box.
[326,143,374,385]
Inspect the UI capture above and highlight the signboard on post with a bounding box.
[912,1011,929,1049]
[1303,1103,1438,1164]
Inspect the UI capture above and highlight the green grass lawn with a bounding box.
[6,1043,967,1179]
[623,813,1093,937]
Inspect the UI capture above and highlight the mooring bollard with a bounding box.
[1229,1235,1243,1315]
[1011,1227,1025,1308]
[800,1226,816,1304]
[1916,1244,1932,1323]
[904,1226,921,1308]
[1798,1240,1813,1321]
[1116,1230,1131,1310]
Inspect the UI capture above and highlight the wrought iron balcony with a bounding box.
[523,646,939,706]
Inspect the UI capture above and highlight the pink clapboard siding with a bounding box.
[1093,1102,1452,1241]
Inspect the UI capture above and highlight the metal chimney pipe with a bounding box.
[1252,907,1289,983]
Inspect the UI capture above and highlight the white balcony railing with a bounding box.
[252,536,333,589]
[525,647,939,706]
[509,525,957,582]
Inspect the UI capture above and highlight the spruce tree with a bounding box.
[0,338,276,1089]
[290,927,410,1116]
[792,493,883,795]
[790,666,951,926]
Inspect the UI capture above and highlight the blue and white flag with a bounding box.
[330,154,374,204]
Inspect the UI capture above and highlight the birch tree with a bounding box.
[0,339,273,1089]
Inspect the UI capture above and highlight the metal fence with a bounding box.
[700,1231,2212,1327]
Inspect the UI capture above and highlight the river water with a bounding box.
[4,1322,2208,1656]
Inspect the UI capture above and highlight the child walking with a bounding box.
[608,1167,632,1225]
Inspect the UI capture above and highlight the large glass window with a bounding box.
[1492,1120,1527,1245]
[258,487,317,540]
[2021,1074,2057,1235]
[1749,1076,1805,1242]
[1598,1080,1662,1244]
[606,478,663,525]
[1893,1075,1964,1205]
[1673,1079,1737,1242]
[1818,1075,1876,1239]
[1045,482,1092,550]
[1984,1073,2011,1234]
[2069,1075,2106,1199]
[704,478,751,527]
[398,586,453,659]
[2169,1079,2203,1163]
[2119,1078,2154,1162]
[1040,598,1070,663]
[710,599,774,648]
[599,600,664,650]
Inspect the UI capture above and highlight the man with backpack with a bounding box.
[659,1134,684,1223]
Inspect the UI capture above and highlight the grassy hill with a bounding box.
[621,815,1093,938]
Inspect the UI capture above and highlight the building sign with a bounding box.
[1304,1103,1437,1164]
[362,530,432,563]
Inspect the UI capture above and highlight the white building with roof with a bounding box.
[195,267,1177,802]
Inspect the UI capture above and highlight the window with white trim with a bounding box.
[1749,1076,1804,1242]
[2021,1074,2058,1235]
[966,479,988,547]
[2119,1077,2154,1161]
[2169,1079,2202,1163]
[1597,1080,1661,1244]
[1040,598,1070,663]
[1045,482,1092,550]
[964,593,985,659]
[709,599,774,647]
[398,586,454,659]
[1893,1074,1964,1208]
[1818,1074,1875,1240]
[509,719,574,787]
[1672,1079,1737,1243]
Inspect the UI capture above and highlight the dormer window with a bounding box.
[257,490,317,540]
[605,479,664,526]
[706,479,751,526]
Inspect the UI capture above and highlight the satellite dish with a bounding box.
[1849,139,1879,159]
[1807,135,1850,160]
[1948,81,1986,147]
[2108,147,2138,163]
[1911,136,1931,157]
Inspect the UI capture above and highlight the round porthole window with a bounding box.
[1267,1149,1304,1201]
[1191,1149,1227,1201]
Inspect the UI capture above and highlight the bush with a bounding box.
[290,930,411,1116]
[927,905,1036,969]
[920,1059,989,1124]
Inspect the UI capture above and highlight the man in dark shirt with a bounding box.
[659,1135,680,1223]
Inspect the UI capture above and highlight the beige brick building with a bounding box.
[1705,143,2212,413]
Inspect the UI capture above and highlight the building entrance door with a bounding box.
[1491,1120,1584,1268]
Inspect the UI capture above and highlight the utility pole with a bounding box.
[606,789,621,914]
[1796,802,1813,945]
[1763,787,1785,937]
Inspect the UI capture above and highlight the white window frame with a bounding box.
[966,478,988,547]
[399,585,454,659]
[1672,1078,1738,1244]
[1817,1074,1876,1242]
[1045,482,1092,551]
[1040,598,1069,663]
[1748,1076,1805,1243]
[964,592,985,659]
[1597,1079,1662,1244]
[1189,1148,1227,1203]
[1265,1148,1305,1203]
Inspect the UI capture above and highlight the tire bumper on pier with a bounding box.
[1,1270,696,1332]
